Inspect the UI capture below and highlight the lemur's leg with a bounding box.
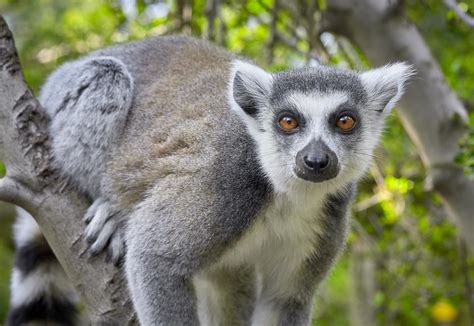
[124,174,267,326]
[7,208,79,326]
[125,197,201,326]
[252,269,316,326]
[39,55,134,262]
[195,266,256,326]
[126,224,199,326]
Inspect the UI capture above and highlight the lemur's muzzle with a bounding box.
[295,140,339,182]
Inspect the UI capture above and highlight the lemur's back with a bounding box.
[87,36,251,210]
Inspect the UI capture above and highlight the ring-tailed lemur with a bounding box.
[7,36,412,325]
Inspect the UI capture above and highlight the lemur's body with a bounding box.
[8,36,411,325]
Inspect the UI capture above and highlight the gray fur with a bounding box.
[24,35,412,325]
[39,55,133,261]
[195,266,256,325]
[270,65,366,104]
[40,55,133,198]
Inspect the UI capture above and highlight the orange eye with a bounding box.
[278,115,299,131]
[336,115,355,131]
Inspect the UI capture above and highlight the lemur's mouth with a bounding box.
[294,140,340,183]
[294,165,339,183]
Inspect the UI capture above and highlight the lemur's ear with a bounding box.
[361,63,415,112]
[229,60,273,117]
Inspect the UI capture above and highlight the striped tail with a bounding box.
[6,208,78,326]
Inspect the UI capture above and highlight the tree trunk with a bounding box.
[350,238,376,326]
[0,16,136,324]
[323,0,474,251]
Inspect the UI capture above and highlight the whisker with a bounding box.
[259,151,281,157]
[265,163,295,169]
[353,152,381,160]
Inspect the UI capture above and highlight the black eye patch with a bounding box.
[328,103,361,134]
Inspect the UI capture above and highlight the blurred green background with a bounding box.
[0,0,473,325]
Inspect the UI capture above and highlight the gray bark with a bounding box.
[323,0,474,251]
[0,15,136,324]
[350,238,376,326]
[443,0,474,29]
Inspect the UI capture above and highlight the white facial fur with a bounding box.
[260,92,350,193]
[229,60,414,195]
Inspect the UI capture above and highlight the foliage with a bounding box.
[0,0,472,325]
[456,112,474,175]
[407,0,474,178]
[407,0,474,100]
[0,240,12,322]
[354,110,471,325]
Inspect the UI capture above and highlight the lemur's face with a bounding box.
[230,61,413,193]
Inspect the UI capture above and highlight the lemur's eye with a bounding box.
[336,115,356,131]
[278,114,299,131]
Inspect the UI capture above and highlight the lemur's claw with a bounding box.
[83,198,125,263]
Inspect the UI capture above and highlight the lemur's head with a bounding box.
[229,60,413,193]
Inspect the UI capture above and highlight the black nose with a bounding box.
[295,139,339,183]
[303,154,329,171]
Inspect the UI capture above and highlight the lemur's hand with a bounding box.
[84,198,125,264]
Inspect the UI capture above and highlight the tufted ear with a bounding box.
[229,60,273,117]
[360,63,415,113]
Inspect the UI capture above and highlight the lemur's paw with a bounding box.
[84,198,125,264]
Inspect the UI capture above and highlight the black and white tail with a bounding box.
[7,208,78,326]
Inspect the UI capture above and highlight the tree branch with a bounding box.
[443,0,474,29]
[0,176,37,209]
[266,0,279,64]
[323,0,474,251]
[205,0,219,40]
[0,15,136,324]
